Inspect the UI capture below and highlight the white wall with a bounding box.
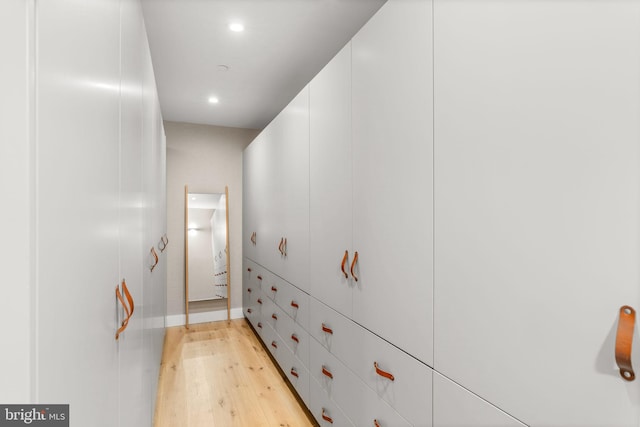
[165,121,259,321]
[0,0,33,403]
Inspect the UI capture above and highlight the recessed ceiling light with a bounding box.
[229,22,244,32]
[208,96,219,104]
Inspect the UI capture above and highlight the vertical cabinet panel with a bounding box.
[118,0,146,426]
[0,0,31,403]
[433,1,640,426]
[36,0,121,424]
[351,0,434,365]
[309,43,354,317]
[273,87,311,292]
[433,373,525,427]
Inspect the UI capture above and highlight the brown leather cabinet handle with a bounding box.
[150,247,159,272]
[350,251,359,282]
[291,334,299,343]
[247,308,252,314]
[257,275,263,281]
[290,300,299,309]
[322,323,333,335]
[374,362,395,381]
[257,322,262,329]
[283,238,287,256]
[341,250,349,279]
[278,238,284,254]
[115,279,134,340]
[247,267,252,272]
[616,305,636,381]
[247,288,252,293]
[271,286,277,292]
[321,408,333,424]
[271,341,278,349]
[272,313,278,320]
[257,298,263,305]
[290,368,299,378]
[374,420,381,427]
[115,287,130,340]
[322,365,333,379]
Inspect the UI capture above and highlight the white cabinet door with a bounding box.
[433,1,640,426]
[0,0,31,403]
[351,0,434,365]
[242,135,264,264]
[119,1,147,426]
[433,373,525,427]
[36,0,120,424]
[310,43,354,317]
[274,87,311,292]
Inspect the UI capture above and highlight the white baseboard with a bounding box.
[165,307,244,327]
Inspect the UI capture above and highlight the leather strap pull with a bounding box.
[341,250,349,279]
[150,247,159,271]
[350,251,359,282]
[122,279,134,322]
[615,305,636,381]
[115,286,129,340]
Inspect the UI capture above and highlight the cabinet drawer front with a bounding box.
[310,338,412,427]
[433,373,526,427]
[310,375,354,427]
[357,328,432,426]
[309,297,365,372]
[275,311,310,368]
[260,321,284,361]
[271,275,310,331]
[280,342,311,407]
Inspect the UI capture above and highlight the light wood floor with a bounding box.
[154,319,317,427]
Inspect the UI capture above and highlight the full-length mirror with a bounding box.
[185,186,230,327]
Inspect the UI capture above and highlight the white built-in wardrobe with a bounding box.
[1,1,167,426]
[243,0,640,426]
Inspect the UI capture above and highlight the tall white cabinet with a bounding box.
[244,0,640,426]
[433,1,640,426]
[1,1,167,426]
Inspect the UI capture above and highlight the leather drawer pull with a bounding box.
[321,408,333,424]
[257,298,263,305]
[271,341,278,349]
[350,251,359,282]
[250,232,256,245]
[374,362,395,381]
[283,238,287,256]
[115,287,128,340]
[341,250,349,279]
[290,300,299,309]
[291,334,299,343]
[278,238,284,255]
[247,288,252,293]
[616,305,636,381]
[290,368,299,378]
[374,420,381,427]
[247,267,252,272]
[257,322,262,329]
[257,275,262,281]
[115,279,134,340]
[322,366,333,379]
[247,308,252,314]
[150,247,159,272]
[322,323,333,335]
[271,286,278,292]
[272,313,278,320]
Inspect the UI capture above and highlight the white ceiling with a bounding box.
[141,0,386,130]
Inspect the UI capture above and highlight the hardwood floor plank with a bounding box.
[154,319,316,427]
